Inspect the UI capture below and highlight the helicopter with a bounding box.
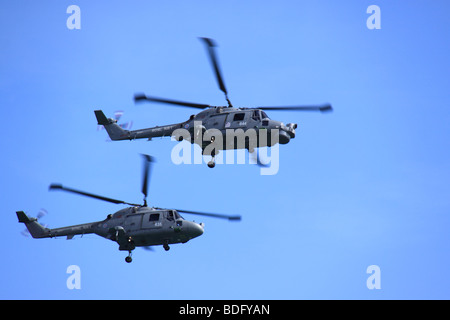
[95,37,332,168]
[16,154,240,263]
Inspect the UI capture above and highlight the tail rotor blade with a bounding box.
[36,208,48,220]
[21,229,31,237]
[119,121,133,130]
[114,110,124,122]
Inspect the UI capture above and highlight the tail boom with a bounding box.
[95,110,184,141]
[17,211,95,239]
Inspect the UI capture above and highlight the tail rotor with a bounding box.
[97,110,133,133]
[20,209,48,237]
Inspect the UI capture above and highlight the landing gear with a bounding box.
[163,241,170,251]
[125,251,132,263]
[202,138,218,169]
[207,149,216,169]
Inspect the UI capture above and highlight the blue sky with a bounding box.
[1,1,449,299]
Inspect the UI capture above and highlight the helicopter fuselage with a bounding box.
[96,107,297,152]
[17,207,204,252]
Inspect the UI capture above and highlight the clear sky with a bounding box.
[1,1,449,299]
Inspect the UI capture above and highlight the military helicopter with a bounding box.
[95,37,332,168]
[16,154,240,263]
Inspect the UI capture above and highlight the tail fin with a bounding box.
[95,110,130,141]
[16,211,50,239]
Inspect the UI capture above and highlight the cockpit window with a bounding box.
[149,213,160,221]
[261,111,270,119]
[252,110,261,121]
[166,211,174,221]
[174,210,182,220]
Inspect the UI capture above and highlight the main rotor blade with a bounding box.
[49,184,140,207]
[175,208,241,221]
[257,104,333,112]
[141,154,155,207]
[134,93,210,109]
[199,37,232,106]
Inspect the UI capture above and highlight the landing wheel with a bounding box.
[163,243,170,251]
[208,150,216,168]
[125,250,133,263]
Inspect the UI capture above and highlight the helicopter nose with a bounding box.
[279,130,291,144]
[195,223,204,237]
[279,123,296,143]
[187,221,204,238]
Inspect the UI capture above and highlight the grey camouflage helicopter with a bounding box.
[16,154,240,263]
[95,37,332,168]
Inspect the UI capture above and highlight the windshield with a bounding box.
[174,210,183,220]
[252,110,261,121]
[261,111,270,119]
